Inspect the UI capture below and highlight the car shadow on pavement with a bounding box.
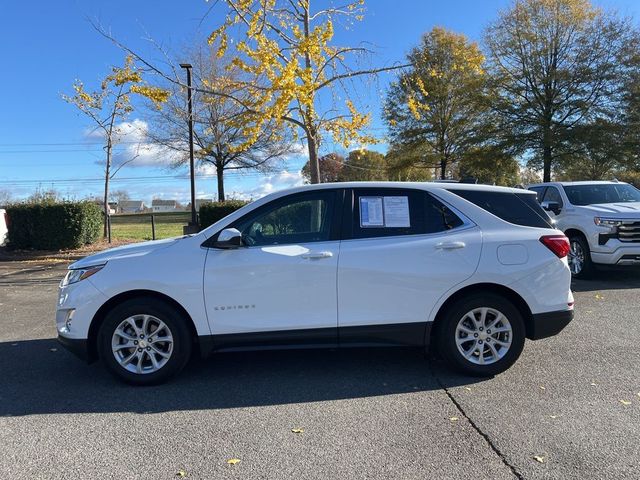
[0,338,482,417]
[571,267,640,292]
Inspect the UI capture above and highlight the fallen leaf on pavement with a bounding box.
[227,458,241,465]
[539,386,546,390]
[620,400,632,406]
[291,428,304,434]
[550,415,557,419]
[533,456,545,463]
[176,470,187,478]
[590,383,597,386]
[450,417,459,422]
[464,387,472,392]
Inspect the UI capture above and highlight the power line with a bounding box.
[0,170,298,187]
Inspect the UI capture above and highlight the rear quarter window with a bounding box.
[449,190,552,229]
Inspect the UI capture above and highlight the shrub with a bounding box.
[199,200,249,229]
[6,201,102,250]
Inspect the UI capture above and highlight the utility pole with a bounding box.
[180,63,198,233]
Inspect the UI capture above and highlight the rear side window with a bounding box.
[351,189,464,239]
[450,190,552,229]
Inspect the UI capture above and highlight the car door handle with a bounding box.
[435,241,466,250]
[301,251,334,260]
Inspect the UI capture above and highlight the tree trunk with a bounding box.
[440,158,447,180]
[103,141,112,238]
[307,133,320,184]
[542,121,553,182]
[216,163,225,202]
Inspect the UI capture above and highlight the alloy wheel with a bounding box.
[111,314,174,374]
[455,307,512,365]
[568,240,584,275]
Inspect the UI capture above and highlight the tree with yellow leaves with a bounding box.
[384,27,488,180]
[63,56,169,237]
[205,0,407,183]
[145,47,293,201]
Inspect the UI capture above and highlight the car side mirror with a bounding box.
[214,228,243,249]
[542,201,561,215]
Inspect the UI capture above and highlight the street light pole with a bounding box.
[180,63,197,232]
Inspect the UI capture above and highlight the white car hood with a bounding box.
[577,202,640,217]
[70,237,183,269]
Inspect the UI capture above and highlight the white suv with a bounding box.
[56,182,574,385]
[528,181,640,278]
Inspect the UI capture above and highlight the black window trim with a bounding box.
[340,187,475,242]
[202,188,345,249]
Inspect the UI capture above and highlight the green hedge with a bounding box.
[199,201,249,229]
[6,202,103,250]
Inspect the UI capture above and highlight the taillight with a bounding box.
[540,235,570,258]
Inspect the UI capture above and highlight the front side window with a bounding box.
[352,189,464,239]
[528,186,547,203]
[563,184,640,206]
[542,187,563,207]
[234,191,336,246]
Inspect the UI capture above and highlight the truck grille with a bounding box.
[617,221,640,242]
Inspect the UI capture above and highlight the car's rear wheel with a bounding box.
[568,234,594,279]
[436,293,526,376]
[98,298,192,385]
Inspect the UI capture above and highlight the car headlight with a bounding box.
[62,264,105,286]
[594,217,623,228]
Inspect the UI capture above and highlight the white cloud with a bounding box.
[232,170,305,201]
[85,118,186,170]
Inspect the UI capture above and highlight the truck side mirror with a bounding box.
[542,201,561,215]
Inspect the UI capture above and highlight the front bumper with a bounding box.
[528,309,574,340]
[591,244,640,266]
[57,335,92,362]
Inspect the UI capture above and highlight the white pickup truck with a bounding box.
[528,181,640,278]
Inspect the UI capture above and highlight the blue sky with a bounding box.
[1,0,638,204]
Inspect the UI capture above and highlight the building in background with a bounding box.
[119,200,146,214]
[152,199,178,212]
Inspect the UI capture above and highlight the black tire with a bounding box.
[436,293,526,377]
[97,298,192,386]
[568,234,595,279]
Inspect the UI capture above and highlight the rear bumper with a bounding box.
[57,335,92,362]
[528,309,574,340]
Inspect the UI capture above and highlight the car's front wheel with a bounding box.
[436,293,526,376]
[98,298,192,385]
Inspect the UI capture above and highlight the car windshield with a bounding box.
[563,184,640,206]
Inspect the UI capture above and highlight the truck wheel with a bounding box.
[568,234,594,279]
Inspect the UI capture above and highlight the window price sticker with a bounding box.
[359,196,410,228]
[383,196,410,228]
[359,196,384,227]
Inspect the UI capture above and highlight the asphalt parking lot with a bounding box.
[0,261,639,479]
